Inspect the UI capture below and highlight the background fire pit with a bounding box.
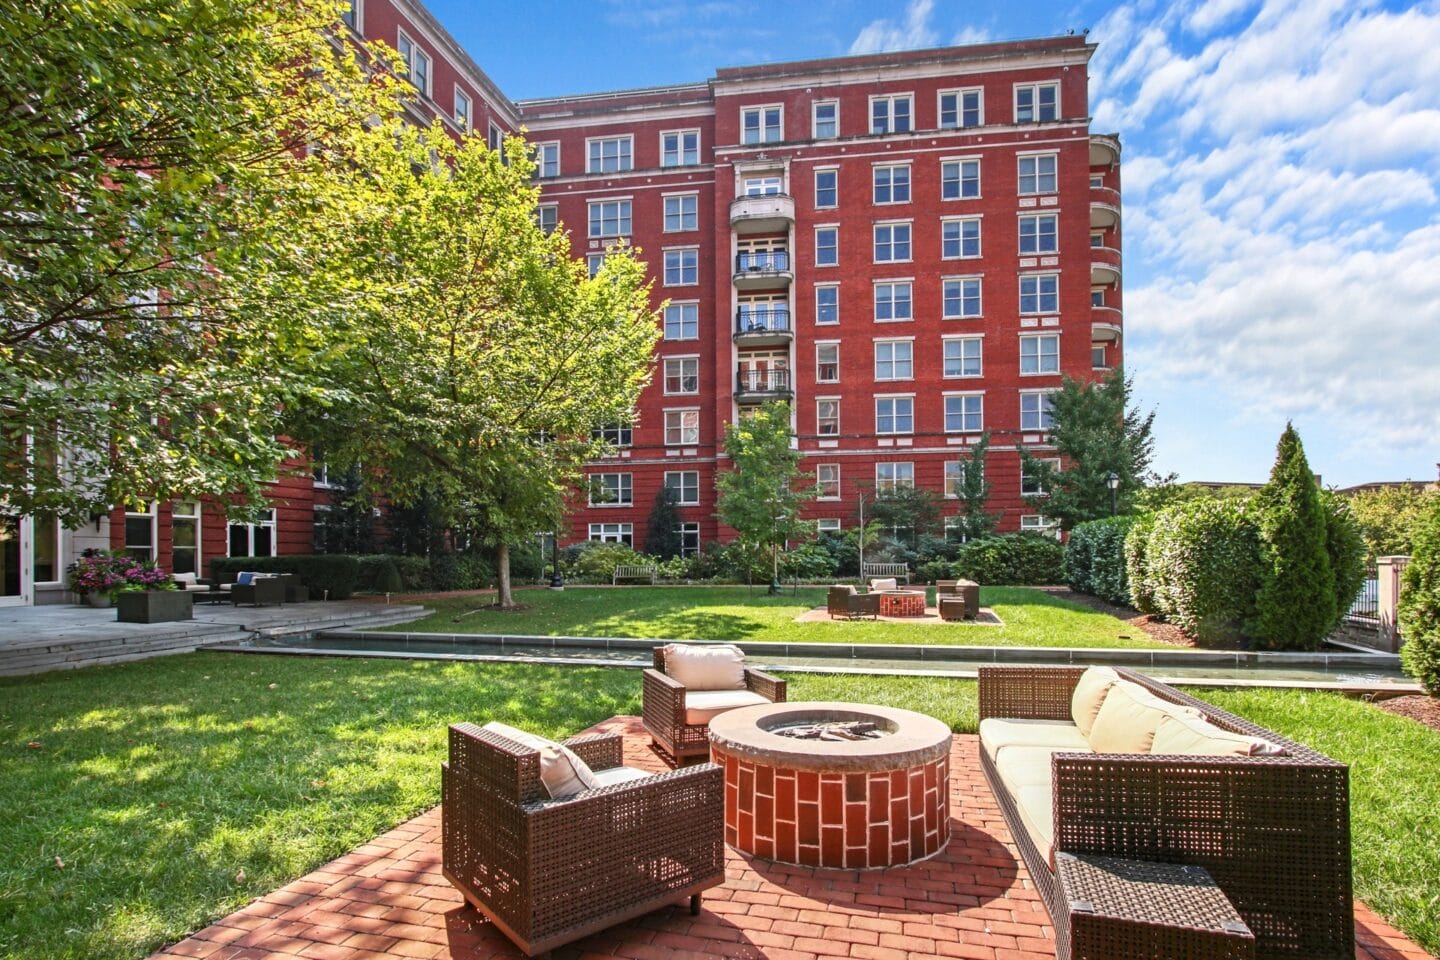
[709,702,951,870]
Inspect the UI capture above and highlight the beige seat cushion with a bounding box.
[833,584,857,595]
[589,766,654,788]
[869,578,899,593]
[481,721,599,800]
[1070,666,1121,737]
[978,717,1089,765]
[992,746,1071,869]
[1011,783,1056,866]
[1087,681,1201,754]
[664,643,747,691]
[1152,712,1283,757]
[683,689,770,725]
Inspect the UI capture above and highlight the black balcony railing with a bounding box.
[735,250,791,273]
[735,304,791,334]
[736,368,791,394]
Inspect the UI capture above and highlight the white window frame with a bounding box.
[815,342,840,383]
[943,393,984,434]
[873,280,913,322]
[875,462,915,494]
[941,158,981,200]
[816,464,841,500]
[586,135,634,173]
[938,87,983,129]
[586,253,607,278]
[587,199,632,239]
[814,225,838,267]
[941,217,981,259]
[593,423,633,448]
[396,30,430,96]
[743,175,783,196]
[942,335,983,378]
[589,522,633,545]
[869,93,914,134]
[660,128,700,167]
[1020,333,1061,375]
[741,104,784,145]
[665,470,701,505]
[663,301,699,341]
[814,167,839,210]
[943,462,967,500]
[1020,273,1060,314]
[454,89,472,131]
[1018,152,1058,195]
[873,339,913,381]
[678,521,701,557]
[873,222,912,264]
[872,163,912,204]
[533,141,560,178]
[1022,457,1063,496]
[663,247,699,286]
[1019,213,1058,255]
[812,99,839,139]
[943,276,982,319]
[170,499,202,578]
[588,472,633,507]
[664,408,700,446]
[1021,514,1061,539]
[816,518,842,534]
[1020,390,1057,431]
[816,398,840,436]
[662,355,700,395]
[124,500,158,562]
[663,193,699,233]
[874,395,915,436]
[535,203,558,235]
[815,283,839,325]
[1014,82,1060,123]
[227,508,276,558]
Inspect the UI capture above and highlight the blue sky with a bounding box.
[429,0,1440,488]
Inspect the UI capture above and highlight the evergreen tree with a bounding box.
[1249,423,1336,649]
[645,485,683,560]
[1398,495,1440,693]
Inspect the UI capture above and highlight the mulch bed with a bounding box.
[1375,694,1440,733]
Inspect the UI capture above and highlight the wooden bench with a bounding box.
[860,562,909,584]
[612,564,657,585]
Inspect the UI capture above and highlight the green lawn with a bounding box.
[388,584,1165,648]
[2,653,1434,959]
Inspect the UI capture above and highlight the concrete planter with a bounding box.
[116,590,194,624]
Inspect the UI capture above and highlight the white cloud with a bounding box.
[951,25,992,46]
[849,0,938,54]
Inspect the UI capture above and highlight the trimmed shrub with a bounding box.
[507,542,546,583]
[1399,495,1440,693]
[916,558,952,585]
[780,543,838,581]
[564,541,649,582]
[1066,516,1137,607]
[1322,491,1367,634]
[453,553,494,590]
[1124,513,1159,614]
[1143,498,1262,645]
[951,534,1064,586]
[374,558,404,594]
[209,555,360,600]
[355,554,429,592]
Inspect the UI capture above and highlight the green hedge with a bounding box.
[355,554,430,592]
[209,555,361,600]
[1124,513,1159,615]
[1140,498,1262,644]
[1399,496,1440,693]
[944,534,1065,586]
[1066,516,1137,606]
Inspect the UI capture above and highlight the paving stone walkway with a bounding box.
[149,716,1432,960]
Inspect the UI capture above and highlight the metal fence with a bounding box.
[1347,569,1379,622]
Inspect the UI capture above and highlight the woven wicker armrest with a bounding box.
[745,668,787,702]
[563,732,624,771]
[527,762,724,828]
[977,665,1085,721]
[642,667,685,732]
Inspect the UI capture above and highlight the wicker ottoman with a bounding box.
[938,596,969,621]
[1056,853,1254,960]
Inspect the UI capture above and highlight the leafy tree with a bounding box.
[1248,424,1335,650]
[290,123,657,607]
[1321,491,1367,629]
[1019,368,1158,530]
[1346,485,1439,563]
[715,402,815,590]
[645,484,683,560]
[950,431,999,541]
[868,485,942,545]
[312,466,376,555]
[0,0,405,521]
[1398,495,1440,693]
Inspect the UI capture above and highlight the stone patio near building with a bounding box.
[147,715,1432,960]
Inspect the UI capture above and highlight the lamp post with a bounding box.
[769,510,787,595]
[1106,472,1120,516]
[548,532,564,590]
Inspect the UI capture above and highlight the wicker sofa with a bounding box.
[642,644,786,762]
[442,722,725,956]
[978,666,1352,960]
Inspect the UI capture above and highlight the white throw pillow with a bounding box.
[482,721,599,799]
[1087,681,1200,754]
[870,578,898,593]
[1151,712,1282,757]
[1070,666,1121,738]
[663,643,747,691]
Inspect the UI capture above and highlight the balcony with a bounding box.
[1091,246,1122,287]
[1090,133,1121,167]
[1090,194,1120,230]
[730,193,795,234]
[735,367,792,403]
[1092,303,1123,325]
[733,304,792,346]
[1092,320,1123,343]
[733,250,793,289]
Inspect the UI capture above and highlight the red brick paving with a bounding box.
[150,716,1432,960]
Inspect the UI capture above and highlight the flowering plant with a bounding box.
[68,549,176,598]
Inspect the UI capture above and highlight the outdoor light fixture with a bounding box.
[1107,471,1120,515]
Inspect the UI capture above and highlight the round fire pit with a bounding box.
[879,590,926,617]
[709,702,951,870]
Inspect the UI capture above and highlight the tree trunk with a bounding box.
[496,542,514,608]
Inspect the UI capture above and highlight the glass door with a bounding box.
[0,515,30,606]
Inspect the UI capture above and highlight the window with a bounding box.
[815,226,838,266]
[124,502,156,562]
[943,337,982,377]
[814,169,838,209]
[817,464,840,499]
[341,0,357,28]
[665,471,700,505]
[1018,154,1058,195]
[589,522,633,546]
[1091,288,1105,307]
[1015,82,1059,123]
[534,141,559,178]
[664,302,698,340]
[816,343,839,382]
[741,105,782,144]
[397,32,430,95]
[1021,514,1061,539]
[943,277,981,318]
[535,204,558,234]
[589,472,633,506]
[875,462,914,493]
[661,129,699,166]
[587,199,631,238]
[816,399,840,436]
[1022,458,1062,496]
[815,284,839,324]
[944,394,983,433]
[1020,391,1056,431]
[228,508,275,558]
[1020,334,1060,374]
[874,282,912,322]
[942,218,980,259]
[663,194,698,232]
[31,513,59,583]
[873,164,911,204]
[941,159,980,200]
[663,248,698,285]
[870,94,912,134]
[171,500,201,576]
[816,518,841,534]
[587,136,633,173]
[1020,274,1060,314]
[873,223,911,263]
[1090,174,1105,188]
[1093,344,1109,369]
[663,356,699,394]
[1019,213,1058,254]
[874,340,913,380]
[586,253,607,278]
[454,89,472,130]
[1090,231,1105,248]
[943,462,970,499]
[813,100,839,138]
[592,423,633,449]
[489,123,504,154]
[939,88,982,129]
[744,176,782,196]
[875,396,914,435]
[664,409,700,446]
[678,522,700,556]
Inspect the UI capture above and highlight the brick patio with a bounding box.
[150,716,1431,960]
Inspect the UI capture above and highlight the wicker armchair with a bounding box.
[642,645,787,762]
[442,723,725,957]
[827,585,880,620]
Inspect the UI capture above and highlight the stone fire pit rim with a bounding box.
[709,700,951,772]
